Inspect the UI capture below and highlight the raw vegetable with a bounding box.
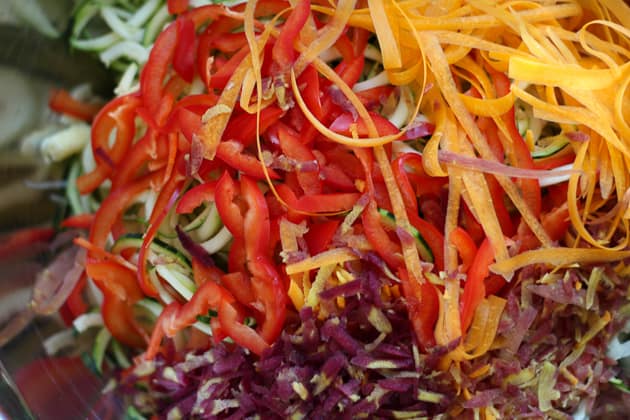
[19,0,630,417]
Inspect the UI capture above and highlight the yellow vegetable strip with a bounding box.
[421,32,551,258]
[490,248,630,277]
[460,93,515,117]
[294,0,357,75]
[343,3,581,31]
[461,295,506,359]
[285,248,358,275]
[367,0,402,69]
[306,264,337,308]
[509,56,627,90]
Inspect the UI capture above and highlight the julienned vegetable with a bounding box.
[24,0,630,417]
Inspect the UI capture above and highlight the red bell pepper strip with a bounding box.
[64,273,88,319]
[356,86,395,109]
[294,193,361,214]
[241,176,287,344]
[272,0,311,72]
[192,257,223,286]
[517,204,570,251]
[362,200,403,269]
[77,95,141,194]
[215,171,245,238]
[460,237,494,332]
[486,174,515,236]
[0,227,55,260]
[61,213,95,230]
[49,89,102,122]
[330,112,399,137]
[448,227,477,272]
[532,149,575,170]
[274,183,306,223]
[485,274,507,297]
[213,32,249,53]
[298,65,323,120]
[276,122,322,195]
[218,300,269,355]
[146,280,269,358]
[173,17,196,83]
[141,23,178,114]
[176,181,217,214]
[223,106,284,147]
[336,53,365,87]
[304,219,341,255]
[334,33,356,63]
[209,45,249,90]
[86,261,145,347]
[90,170,163,252]
[398,269,438,351]
[228,235,248,275]
[216,140,280,180]
[221,272,255,306]
[168,0,189,14]
[491,71,541,217]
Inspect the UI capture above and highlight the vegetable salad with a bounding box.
[8,0,630,418]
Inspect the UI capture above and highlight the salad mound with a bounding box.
[7,0,630,418]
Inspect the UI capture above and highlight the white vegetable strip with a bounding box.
[40,123,91,162]
[100,41,150,67]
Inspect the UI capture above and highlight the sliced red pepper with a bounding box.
[49,89,102,122]
[215,171,245,238]
[276,122,322,195]
[448,227,477,272]
[221,272,255,306]
[173,17,196,83]
[304,219,341,256]
[334,33,356,63]
[272,0,310,72]
[485,274,507,297]
[219,300,269,355]
[61,213,94,230]
[532,148,576,170]
[77,95,141,194]
[141,23,178,114]
[362,200,403,269]
[223,105,284,147]
[355,86,394,109]
[216,140,280,180]
[398,269,438,351]
[294,192,360,213]
[330,111,399,137]
[486,174,515,236]
[209,45,249,90]
[241,176,287,344]
[168,0,189,14]
[176,181,217,214]
[491,71,541,217]
[89,170,163,254]
[298,65,323,120]
[517,204,570,251]
[86,261,145,347]
[336,53,365,87]
[460,238,494,332]
[64,273,88,319]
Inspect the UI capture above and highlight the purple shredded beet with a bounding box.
[116,262,628,419]
[319,279,362,300]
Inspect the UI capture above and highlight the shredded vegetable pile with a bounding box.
[19,0,630,417]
